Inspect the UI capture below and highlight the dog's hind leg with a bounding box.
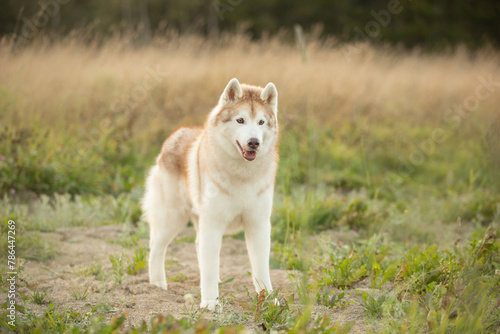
[143,166,188,290]
[148,211,186,289]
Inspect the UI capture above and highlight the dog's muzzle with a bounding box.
[236,140,259,161]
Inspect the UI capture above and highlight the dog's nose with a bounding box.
[247,138,260,150]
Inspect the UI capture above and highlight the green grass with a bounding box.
[358,291,387,318]
[168,273,188,282]
[0,216,57,262]
[31,289,51,305]
[3,118,499,332]
[74,262,105,280]
[68,286,92,301]
[3,121,500,332]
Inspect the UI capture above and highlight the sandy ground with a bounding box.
[9,225,369,332]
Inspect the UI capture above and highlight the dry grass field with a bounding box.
[2,34,500,130]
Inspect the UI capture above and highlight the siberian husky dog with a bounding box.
[142,78,279,311]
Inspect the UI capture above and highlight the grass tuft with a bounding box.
[68,286,92,301]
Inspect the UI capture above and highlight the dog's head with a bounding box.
[209,78,278,162]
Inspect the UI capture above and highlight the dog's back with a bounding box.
[158,127,202,175]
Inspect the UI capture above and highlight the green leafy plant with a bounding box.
[127,247,147,275]
[249,289,290,331]
[358,291,387,317]
[316,287,349,310]
[109,253,126,284]
[316,247,367,288]
[272,242,306,270]
[75,262,104,280]
[168,273,188,282]
[290,307,354,333]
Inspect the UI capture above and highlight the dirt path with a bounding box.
[13,225,366,331]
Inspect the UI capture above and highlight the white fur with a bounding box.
[219,78,244,105]
[142,79,279,311]
[260,82,278,114]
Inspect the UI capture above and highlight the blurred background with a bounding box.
[2,0,500,49]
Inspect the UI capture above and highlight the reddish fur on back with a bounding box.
[158,127,202,174]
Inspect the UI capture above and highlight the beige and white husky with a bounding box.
[142,78,279,311]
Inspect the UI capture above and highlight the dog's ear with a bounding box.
[260,83,278,114]
[220,78,243,105]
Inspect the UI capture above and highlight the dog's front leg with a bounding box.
[245,220,273,293]
[198,222,224,311]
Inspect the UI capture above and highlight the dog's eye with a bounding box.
[236,118,245,124]
[258,120,265,125]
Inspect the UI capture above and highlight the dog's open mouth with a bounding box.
[236,141,257,161]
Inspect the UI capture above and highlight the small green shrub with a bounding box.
[109,253,126,284]
[314,243,367,288]
[316,287,349,310]
[127,247,147,275]
[74,262,104,280]
[250,289,290,331]
[272,242,306,270]
[358,291,387,318]
[168,273,188,282]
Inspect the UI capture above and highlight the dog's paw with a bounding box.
[200,299,221,312]
[150,280,168,290]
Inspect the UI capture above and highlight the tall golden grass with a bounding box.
[1,33,499,139]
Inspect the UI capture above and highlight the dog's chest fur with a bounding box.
[185,131,276,232]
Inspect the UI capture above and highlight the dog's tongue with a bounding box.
[245,150,257,161]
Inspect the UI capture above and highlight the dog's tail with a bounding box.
[141,164,166,226]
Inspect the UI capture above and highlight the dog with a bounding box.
[142,78,279,311]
